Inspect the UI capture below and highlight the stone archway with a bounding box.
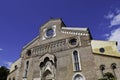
[74,74,83,80]
[42,69,52,80]
[39,54,56,80]
[72,73,85,80]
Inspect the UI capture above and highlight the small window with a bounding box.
[99,48,105,53]
[69,38,77,45]
[24,61,29,78]
[15,65,17,69]
[26,49,31,56]
[72,50,81,71]
[46,28,54,37]
[26,61,29,69]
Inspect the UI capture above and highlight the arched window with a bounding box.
[26,61,29,69]
[74,74,83,80]
[23,61,29,78]
[72,50,81,71]
[15,65,17,69]
[26,49,31,56]
[72,73,85,80]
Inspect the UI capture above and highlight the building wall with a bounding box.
[7,69,18,80]
[7,19,120,80]
[91,40,120,79]
[94,54,120,80]
[91,40,120,57]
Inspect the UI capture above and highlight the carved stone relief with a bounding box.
[31,39,67,56]
[39,54,56,80]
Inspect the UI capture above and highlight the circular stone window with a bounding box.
[99,48,105,53]
[69,38,77,45]
[46,28,54,37]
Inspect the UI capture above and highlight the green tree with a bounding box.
[104,72,115,80]
[0,66,9,80]
[98,72,115,80]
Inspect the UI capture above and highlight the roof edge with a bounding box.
[62,27,88,31]
[22,36,39,49]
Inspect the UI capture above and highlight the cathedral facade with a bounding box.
[7,19,120,80]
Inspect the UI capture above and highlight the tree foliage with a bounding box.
[0,66,9,80]
[98,72,115,80]
[104,72,115,79]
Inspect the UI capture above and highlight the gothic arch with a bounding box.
[72,72,86,80]
[72,50,81,71]
[42,69,53,80]
[39,53,56,64]
[39,53,56,80]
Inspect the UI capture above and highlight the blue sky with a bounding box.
[0,0,120,68]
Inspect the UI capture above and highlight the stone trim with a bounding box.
[31,39,67,56]
[61,30,88,36]
[72,72,86,80]
[62,27,88,31]
[23,36,39,50]
[31,36,82,57]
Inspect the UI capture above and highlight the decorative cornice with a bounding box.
[62,27,88,31]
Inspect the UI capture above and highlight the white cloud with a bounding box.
[107,28,120,51]
[110,13,120,27]
[0,48,3,51]
[103,9,120,51]
[104,13,114,19]
[104,33,110,38]
[116,9,120,14]
[5,61,13,69]
[104,9,120,28]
